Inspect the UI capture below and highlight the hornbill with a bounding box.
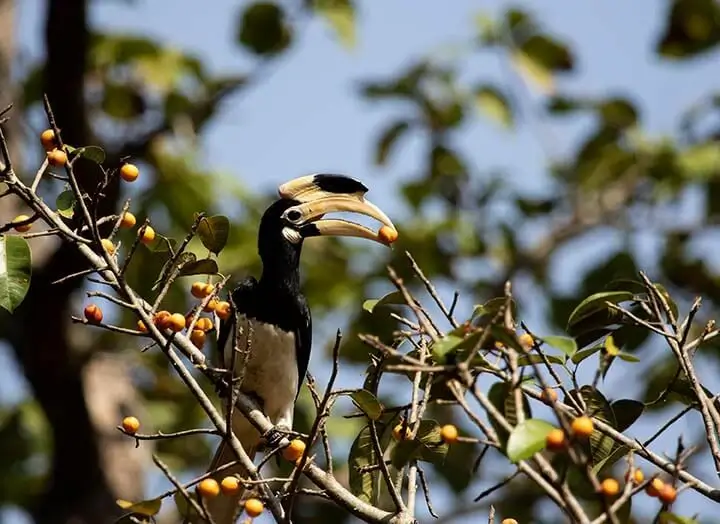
[203,174,396,523]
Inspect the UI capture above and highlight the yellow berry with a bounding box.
[378,225,398,244]
[190,329,206,348]
[139,226,155,245]
[282,439,306,462]
[658,483,677,504]
[203,299,219,312]
[47,148,67,167]
[601,478,620,497]
[122,416,140,434]
[215,301,231,320]
[84,304,103,324]
[392,423,412,441]
[120,212,136,228]
[100,238,115,255]
[501,520,519,524]
[40,129,56,151]
[518,333,534,349]
[12,214,32,233]
[191,281,214,299]
[545,428,566,451]
[168,313,186,332]
[153,310,172,330]
[540,388,558,405]
[195,317,214,332]
[632,468,644,485]
[137,319,148,333]
[244,498,264,518]
[571,416,594,438]
[197,478,220,498]
[440,424,459,444]
[120,163,139,182]
[220,476,240,496]
[646,478,665,498]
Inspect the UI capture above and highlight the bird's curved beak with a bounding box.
[278,174,397,245]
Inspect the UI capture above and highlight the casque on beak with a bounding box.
[277,174,397,245]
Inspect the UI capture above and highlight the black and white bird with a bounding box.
[203,174,396,523]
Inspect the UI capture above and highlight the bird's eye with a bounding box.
[286,209,302,222]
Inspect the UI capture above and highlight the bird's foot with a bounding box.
[206,367,232,398]
[260,427,293,450]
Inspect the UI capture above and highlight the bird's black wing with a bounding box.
[217,276,258,368]
[294,294,312,399]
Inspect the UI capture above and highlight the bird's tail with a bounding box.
[198,415,260,524]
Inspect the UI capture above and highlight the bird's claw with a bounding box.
[261,427,291,449]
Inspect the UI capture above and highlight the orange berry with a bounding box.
[600,478,620,497]
[282,439,306,462]
[378,225,398,244]
[139,225,155,245]
[545,428,566,451]
[47,148,67,167]
[244,498,264,518]
[40,129,56,151]
[646,478,665,497]
[190,329,206,348]
[215,301,231,320]
[518,333,534,349]
[195,317,214,332]
[540,388,558,405]
[122,416,140,434]
[191,281,207,298]
[137,319,148,333]
[197,478,220,498]
[202,283,215,296]
[100,238,115,255]
[154,310,172,330]
[632,469,644,485]
[392,423,412,441]
[440,424,459,444]
[203,298,219,312]
[84,304,103,324]
[220,476,241,496]
[11,214,32,233]
[658,483,677,504]
[120,212,136,228]
[571,416,594,438]
[501,520,519,524]
[168,313,186,332]
[120,163,139,182]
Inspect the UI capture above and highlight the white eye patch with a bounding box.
[282,227,302,244]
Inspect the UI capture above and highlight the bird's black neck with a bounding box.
[258,242,302,296]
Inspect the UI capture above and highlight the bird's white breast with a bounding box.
[222,315,299,424]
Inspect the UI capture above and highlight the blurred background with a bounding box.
[2,0,720,522]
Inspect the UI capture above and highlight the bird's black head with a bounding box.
[256,174,397,290]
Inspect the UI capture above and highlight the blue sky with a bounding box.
[5,0,720,522]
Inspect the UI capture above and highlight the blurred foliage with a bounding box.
[5,1,720,523]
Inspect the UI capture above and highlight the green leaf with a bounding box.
[172,491,198,519]
[488,381,532,448]
[507,419,554,463]
[571,345,603,365]
[567,291,634,330]
[515,354,565,366]
[313,0,356,49]
[177,259,219,277]
[656,0,720,60]
[349,390,383,420]
[519,34,574,72]
[56,190,75,219]
[604,334,620,356]
[237,2,292,56]
[102,82,146,120]
[617,352,640,363]
[658,512,700,524]
[348,416,397,505]
[474,85,513,128]
[541,335,577,358]
[431,334,465,362]
[197,215,230,255]
[511,51,553,94]
[390,419,448,468]
[144,235,177,254]
[472,297,517,321]
[116,497,162,516]
[598,98,638,129]
[73,145,106,164]
[0,235,32,313]
[611,399,644,432]
[362,291,404,313]
[153,252,196,290]
[374,120,410,166]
